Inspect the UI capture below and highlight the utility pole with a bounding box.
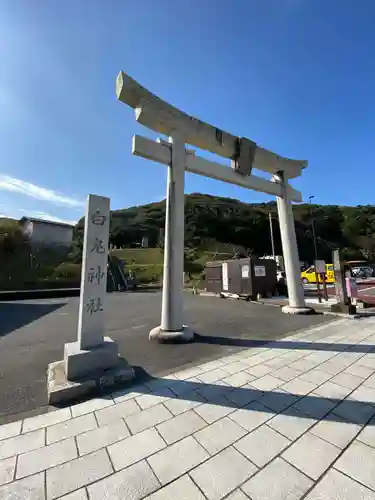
[309,195,321,303]
[269,212,275,259]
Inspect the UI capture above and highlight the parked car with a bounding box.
[300,264,335,284]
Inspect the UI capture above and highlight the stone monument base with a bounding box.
[47,338,134,404]
[282,305,315,315]
[149,325,194,342]
[64,337,119,380]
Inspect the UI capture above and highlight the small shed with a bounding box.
[205,257,277,299]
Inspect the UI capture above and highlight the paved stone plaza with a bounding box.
[1,316,375,499]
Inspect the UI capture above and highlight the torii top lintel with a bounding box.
[116,71,307,180]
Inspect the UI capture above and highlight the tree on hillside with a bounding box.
[0,219,30,256]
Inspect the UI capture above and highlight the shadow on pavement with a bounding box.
[194,334,375,354]
[0,302,66,337]
[113,368,375,427]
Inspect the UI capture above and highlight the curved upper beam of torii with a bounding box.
[116,71,307,181]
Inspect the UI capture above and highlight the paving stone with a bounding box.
[0,456,16,486]
[313,381,352,400]
[95,398,140,426]
[335,440,375,490]
[223,362,249,375]
[88,459,160,500]
[164,393,204,416]
[292,394,337,419]
[332,400,375,425]
[197,368,229,384]
[288,359,319,372]
[267,408,315,440]
[281,378,317,396]
[222,371,255,388]
[310,414,361,449]
[170,377,202,396]
[349,386,375,405]
[241,355,264,367]
[22,408,72,433]
[246,364,273,378]
[146,474,206,500]
[147,436,209,485]
[46,448,112,499]
[250,374,284,391]
[234,424,290,467]
[71,396,114,417]
[344,364,374,379]
[108,427,166,471]
[157,410,207,444]
[242,457,312,500]
[174,366,204,380]
[264,357,290,369]
[282,432,341,480]
[318,361,346,376]
[17,437,77,479]
[252,389,298,413]
[47,413,97,445]
[0,420,22,442]
[229,401,273,432]
[363,374,375,389]
[59,489,88,500]
[76,419,130,455]
[145,376,179,392]
[194,398,237,424]
[305,468,375,500]
[195,381,232,401]
[225,490,249,500]
[60,489,88,500]
[126,404,173,434]
[194,416,247,455]
[190,446,256,500]
[356,356,375,370]
[111,384,151,403]
[271,367,301,382]
[136,388,175,410]
[331,372,364,390]
[225,387,257,407]
[357,418,375,447]
[200,360,225,372]
[0,429,45,460]
[0,471,45,500]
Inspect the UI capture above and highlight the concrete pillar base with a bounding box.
[149,325,194,343]
[282,305,316,315]
[64,337,119,381]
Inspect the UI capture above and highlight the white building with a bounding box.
[19,217,74,247]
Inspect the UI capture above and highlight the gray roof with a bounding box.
[19,216,75,229]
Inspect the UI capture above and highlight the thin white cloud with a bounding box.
[0,175,84,208]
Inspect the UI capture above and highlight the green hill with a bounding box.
[102,193,375,263]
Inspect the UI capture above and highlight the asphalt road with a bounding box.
[0,292,333,423]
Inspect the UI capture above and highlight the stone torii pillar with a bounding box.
[149,136,194,342]
[273,172,312,314]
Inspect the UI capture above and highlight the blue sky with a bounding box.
[0,0,374,224]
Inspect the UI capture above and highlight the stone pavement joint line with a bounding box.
[1,317,375,498]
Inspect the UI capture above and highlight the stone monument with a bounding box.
[47,194,134,404]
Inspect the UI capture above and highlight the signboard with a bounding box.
[222,262,229,291]
[254,265,266,277]
[77,194,110,349]
[314,260,326,274]
[241,264,250,278]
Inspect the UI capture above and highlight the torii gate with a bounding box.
[116,72,313,342]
